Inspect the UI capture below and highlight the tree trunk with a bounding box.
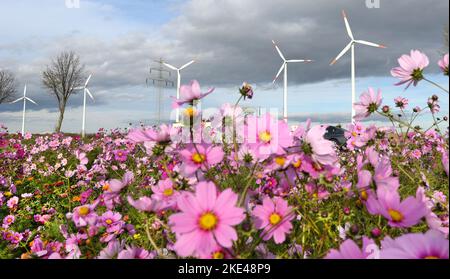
[55,105,65,133]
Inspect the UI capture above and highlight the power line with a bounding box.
[146,58,174,125]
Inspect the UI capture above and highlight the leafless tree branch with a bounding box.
[42,51,85,132]
[0,70,17,104]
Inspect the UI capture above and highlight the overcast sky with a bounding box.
[0,0,448,133]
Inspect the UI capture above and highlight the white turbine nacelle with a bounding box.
[272,40,313,122]
[74,74,95,138]
[330,10,386,123]
[10,84,38,135]
[163,60,196,123]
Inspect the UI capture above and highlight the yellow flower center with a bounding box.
[360,190,368,201]
[184,107,196,117]
[293,160,302,169]
[105,219,113,225]
[388,209,404,222]
[352,132,358,137]
[213,251,225,259]
[192,153,206,164]
[424,256,440,259]
[259,131,272,143]
[102,184,110,191]
[78,206,90,216]
[269,213,282,225]
[199,212,218,231]
[7,218,12,223]
[163,188,174,197]
[275,157,286,167]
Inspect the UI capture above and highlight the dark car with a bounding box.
[323,126,348,147]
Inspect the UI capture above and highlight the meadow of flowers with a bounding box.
[0,51,448,259]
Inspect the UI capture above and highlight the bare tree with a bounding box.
[0,70,17,104]
[42,51,85,132]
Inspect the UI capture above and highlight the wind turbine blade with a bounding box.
[180,60,195,70]
[163,62,178,71]
[355,40,387,48]
[10,98,24,104]
[85,74,92,87]
[272,40,286,61]
[23,85,27,97]
[287,59,314,63]
[273,63,286,84]
[86,88,95,101]
[73,87,84,90]
[25,98,37,105]
[342,10,354,40]
[330,42,353,65]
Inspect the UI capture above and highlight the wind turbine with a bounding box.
[163,60,195,123]
[10,84,37,135]
[330,10,386,122]
[272,40,313,122]
[74,74,94,138]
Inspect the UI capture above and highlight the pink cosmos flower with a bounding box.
[391,50,429,89]
[2,215,15,228]
[442,151,449,176]
[6,196,19,209]
[127,196,160,212]
[151,178,179,210]
[72,203,98,228]
[373,157,400,192]
[411,149,422,159]
[128,124,179,153]
[113,149,129,162]
[394,96,409,109]
[245,113,293,159]
[252,197,294,244]
[325,237,377,259]
[304,125,338,166]
[97,240,124,259]
[366,188,427,228]
[353,88,383,121]
[103,171,134,209]
[179,144,224,176]
[117,246,153,259]
[169,182,245,258]
[75,150,88,165]
[173,80,215,107]
[438,53,449,75]
[380,230,449,259]
[416,187,449,236]
[101,211,122,228]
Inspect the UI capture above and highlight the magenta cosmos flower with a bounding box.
[325,237,377,259]
[438,53,449,76]
[380,230,449,259]
[366,188,427,228]
[391,50,429,89]
[173,80,215,107]
[252,197,294,244]
[303,125,338,166]
[169,182,245,258]
[179,144,224,176]
[353,88,383,121]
